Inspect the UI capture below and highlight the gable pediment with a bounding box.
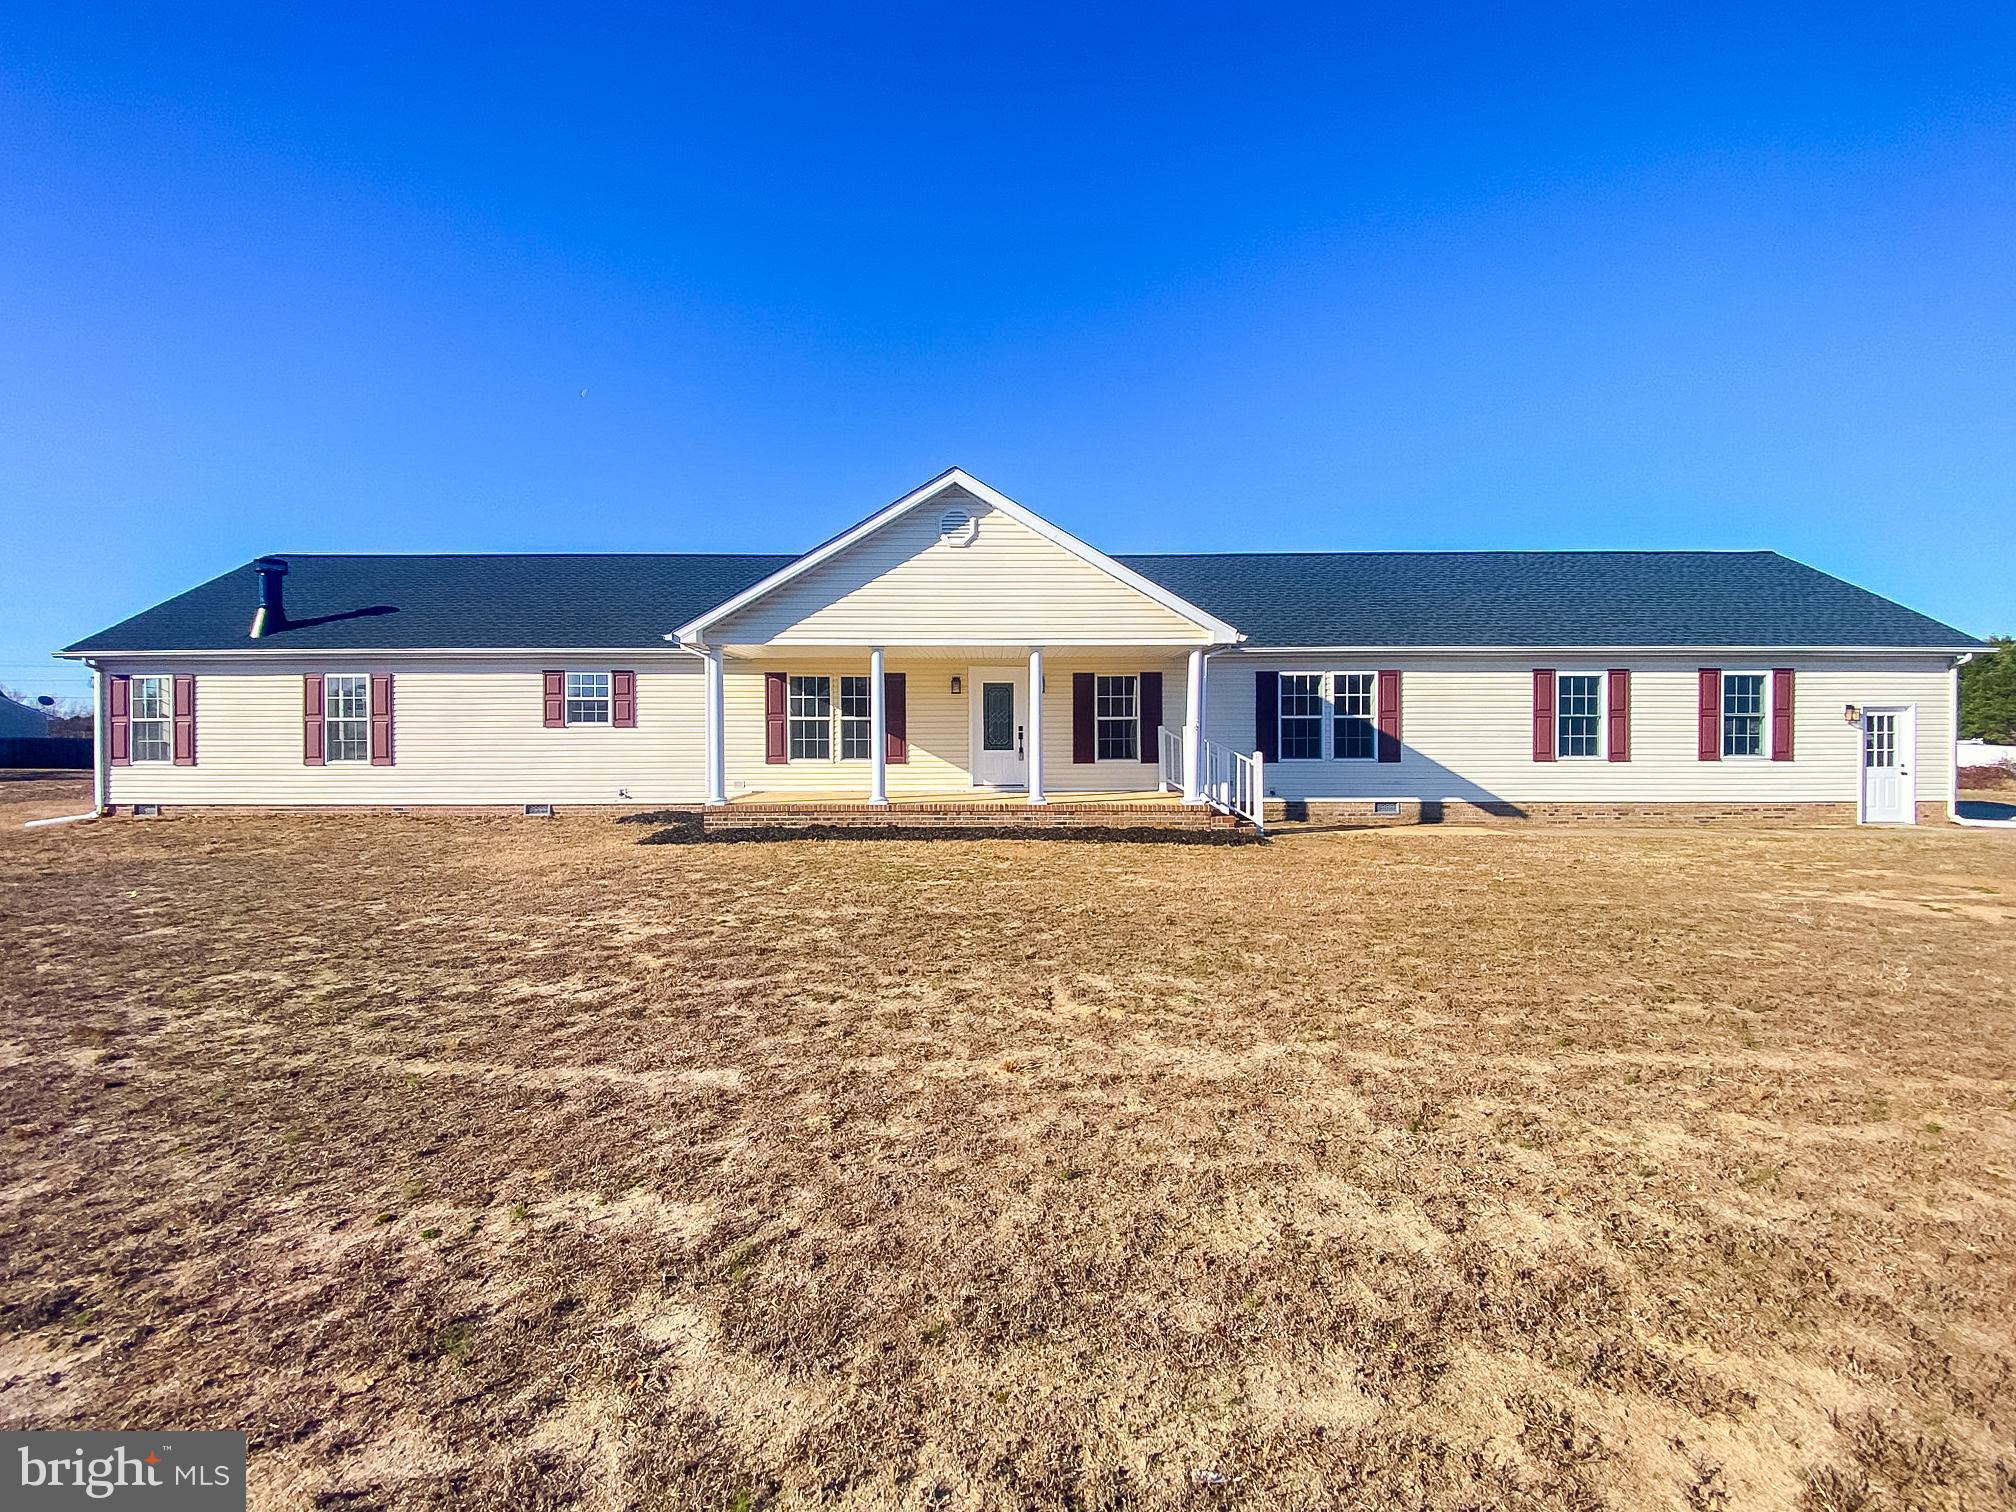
[681,471,1237,647]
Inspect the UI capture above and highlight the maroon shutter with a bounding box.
[611,670,637,729]
[1254,671,1279,763]
[370,673,395,766]
[1606,669,1630,762]
[1531,669,1556,762]
[1072,674,1095,763]
[107,674,131,766]
[884,672,907,764]
[765,671,788,764]
[303,674,326,766]
[1376,670,1402,763]
[1137,672,1162,763]
[1771,668,1794,761]
[1697,669,1722,761]
[543,670,565,727]
[171,674,197,766]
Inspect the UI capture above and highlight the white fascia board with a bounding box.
[667,467,1244,645]
[1221,643,1983,658]
[60,647,707,660]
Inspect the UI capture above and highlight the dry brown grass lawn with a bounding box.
[2,775,2013,1510]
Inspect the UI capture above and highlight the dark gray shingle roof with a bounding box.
[63,549,1981,654]
[1121,551,1983,649]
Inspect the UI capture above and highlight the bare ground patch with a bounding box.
[1,777,2013,1508]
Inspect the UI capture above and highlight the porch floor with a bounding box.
[728,788,1179,807]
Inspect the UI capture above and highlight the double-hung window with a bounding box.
[837,675,872,760]
[130,676,172,763]
[1721,672,1767,758]
[1095,675,1138,760]
[1278,674,1323,760]
[788,675,832,760]
[325,674,371,763]
[1556,674,1604,759]
[566,672,611,726]
[1331,672,1376,761]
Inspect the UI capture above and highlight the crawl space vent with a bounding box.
[938,505,978,547]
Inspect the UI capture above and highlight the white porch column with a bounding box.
[1026,647,1046,805]
[1183,647,1205,803]
[703,648,726,806]
[869,646,888,805]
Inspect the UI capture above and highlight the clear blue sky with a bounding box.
[3,5,2011,700]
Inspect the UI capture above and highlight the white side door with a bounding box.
[969,667,1028,788]
[1860,706,1916,824]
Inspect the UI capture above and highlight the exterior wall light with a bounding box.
[950,675,963,695]
[1843,704,1861,725]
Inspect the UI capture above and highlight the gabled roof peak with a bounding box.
[668,469,1243,644]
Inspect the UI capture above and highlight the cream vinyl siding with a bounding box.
[1206,655,1956,806]
[711,491,1210,647]
[722,658,966,796]
[103,658,705,806]
[1038,653,1190,796]
[722,653,1190,796]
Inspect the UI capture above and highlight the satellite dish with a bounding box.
[36,696,54,706]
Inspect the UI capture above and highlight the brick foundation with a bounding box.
[1264,798,1952,827]
[705,801,1233,834]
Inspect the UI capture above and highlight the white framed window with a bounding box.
[838,675,872,761]
[1331,672,1377,761]
[1556,673,1605,759]
[565,671,612,726]
[1095,675,1139,761]
[130,676,172,763]
[325,674,371,763]
[788,675,832,760]
[1721,671,1768,758]
[1279,673,1323,760]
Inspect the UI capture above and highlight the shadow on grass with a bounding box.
[622,812,1263,846]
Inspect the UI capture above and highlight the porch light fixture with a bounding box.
[950,675,962,695]
[1842,704,1861,725]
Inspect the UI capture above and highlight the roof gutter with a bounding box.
[1217,642,1987,656]
[55,646,708,661]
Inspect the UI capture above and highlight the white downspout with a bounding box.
[92,662,107,814]
[23,661,106,829]
[1949,653,1970,825]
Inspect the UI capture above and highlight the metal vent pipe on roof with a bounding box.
[250,556,289,638]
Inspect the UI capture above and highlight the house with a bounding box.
[0,692,52,738]
[58,468,1982,827]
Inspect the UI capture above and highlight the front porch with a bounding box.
[668,469,1264,826]
[696,644,1222,809]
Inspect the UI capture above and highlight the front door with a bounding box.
[969,666,1028,788]
[1860,706,1915,824]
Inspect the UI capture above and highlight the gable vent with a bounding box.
[938,505,978,547]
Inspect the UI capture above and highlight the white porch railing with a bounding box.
[1157,725,1184,793]
[1201,736,1265,833]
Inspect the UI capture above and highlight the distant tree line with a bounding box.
[1,683,93,738]
[1960,637,2016,743]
